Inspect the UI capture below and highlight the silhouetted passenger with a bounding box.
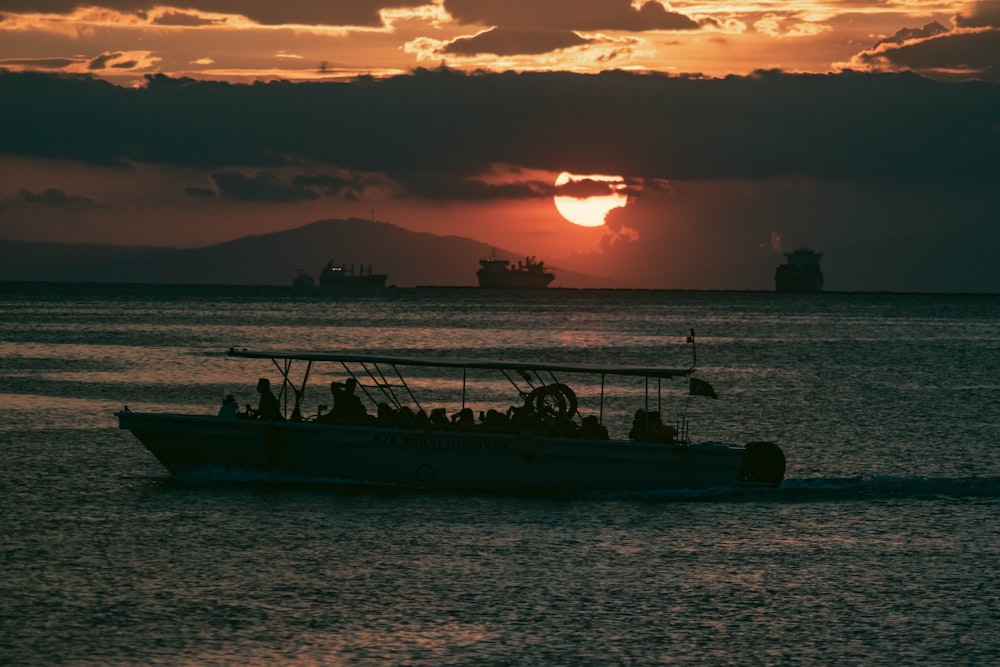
[629,409,676,442]
[218,394,238,419]
[452,408,475,429]
[580,415,609,440]
[317,381,342,422]
[507,405,530,429]
[327,378,367,421]
[377,402,397,424]
[397,406,419,428]
[629,409,648,440]
[484,409,508,430]
[429,408,449,427]
[255,378,282,421]
[340,378,366,419]
[659,422,679,442]
[550,413,579,437]
[328,380,345,405]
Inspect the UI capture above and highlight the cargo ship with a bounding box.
[477,253,555,289]
[318,262,388,289]
[775,247,823,292]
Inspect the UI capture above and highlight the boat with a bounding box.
[115,332,785,494]
[477,252,554,289]
[775,247,823,292]
[319,261,388,289]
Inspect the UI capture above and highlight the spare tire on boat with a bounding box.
[738,441,786,488]
[525,383,578,420]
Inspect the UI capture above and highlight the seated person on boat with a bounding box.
[319,378,368,422]
[629,409,677,442]
[251,378,283,421]
[217,394,238,419]
[580,415,609,440]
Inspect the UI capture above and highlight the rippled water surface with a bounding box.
[2,283,999,665]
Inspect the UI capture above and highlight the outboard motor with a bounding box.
[738,441,786,488]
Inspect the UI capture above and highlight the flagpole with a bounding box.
[686,328,697,371]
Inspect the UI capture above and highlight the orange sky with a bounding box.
[1,2,998,291]
[0,1,988,82]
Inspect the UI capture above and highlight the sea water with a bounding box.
[1,283,998,666]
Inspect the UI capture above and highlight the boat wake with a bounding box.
[599,475,1000,503]
[774,475,1000,501]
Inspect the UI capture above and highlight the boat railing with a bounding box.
[227,331,704,441]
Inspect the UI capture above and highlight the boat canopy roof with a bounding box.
[228,347,694,379]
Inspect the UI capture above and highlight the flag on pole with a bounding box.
[689,377,718,399]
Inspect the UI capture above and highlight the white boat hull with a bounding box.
[117,412,776,493]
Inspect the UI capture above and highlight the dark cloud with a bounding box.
[87,52,138,70]
[0,57,77,69]
[444,28,590,56]
[199,0,404,26]
[291,171,381,201]
[183,186,216,197]
[389,171,551,200]
[852,30,1000,82]
[2,188,96,209]
[18,188,93,205]
[210,170,320,202]
[1,68,998,189]
[627,176,670,196]
[849,10,1000,82]
[554,178,621,198]
[152,11,221,27]
[444,0,698,31]
[0,1,422,27]
[955,1,1000,28]
[874,21,949,48]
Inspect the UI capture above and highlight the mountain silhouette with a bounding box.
[0,218,615,288]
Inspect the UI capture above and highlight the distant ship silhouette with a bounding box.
[477,252,554,288]
[293,261,388,288]
[775,247,823,292]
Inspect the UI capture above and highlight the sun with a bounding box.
[553,172,628,227]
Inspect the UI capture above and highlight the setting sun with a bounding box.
[553,172,628,228]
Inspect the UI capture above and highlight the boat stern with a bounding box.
[737,441,785,487]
